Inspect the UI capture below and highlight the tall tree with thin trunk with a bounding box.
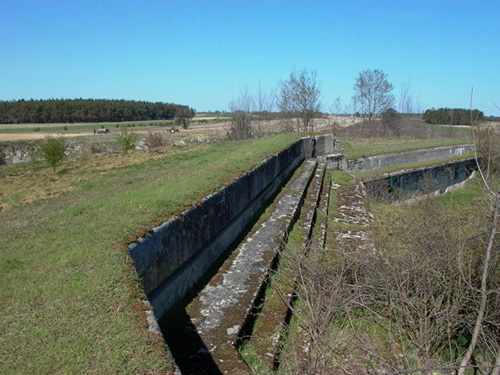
[278,68,322,132]
[398,80,414,114]
[353,69,394,123]
[228,87,254,140]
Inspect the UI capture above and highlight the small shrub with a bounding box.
[381,108,401,136]
[34,127,41,132]
[40,136,66,171]
[116,128,139,154]
[63,126,68,131]
[0,149,6,165]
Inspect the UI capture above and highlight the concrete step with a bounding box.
[246,163,326,371]
[329,175,374,253]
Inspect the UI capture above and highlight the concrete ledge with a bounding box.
[348,144,474,172]
[362,158,478,201]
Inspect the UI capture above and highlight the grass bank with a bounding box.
[0,133,301,374]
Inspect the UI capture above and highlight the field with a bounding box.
[0,115,355,142]
[0,133,303,374]
[1,115,495,374]
[0,119,231,141]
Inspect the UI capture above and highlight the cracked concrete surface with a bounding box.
[185,160,317,374]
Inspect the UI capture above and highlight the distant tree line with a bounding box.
[0,99,194,124]
[423,107,484,125]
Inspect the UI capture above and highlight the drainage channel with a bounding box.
[236,162,329,373]
[159,159,318,374]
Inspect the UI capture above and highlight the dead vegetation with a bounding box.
[271,123,499,374]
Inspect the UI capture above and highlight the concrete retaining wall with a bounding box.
[348,144,474,172]
[363,158,477,201]
[128,136,337,319]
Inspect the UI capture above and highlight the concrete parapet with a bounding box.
[362,158,478,201]
[347,144,474,172]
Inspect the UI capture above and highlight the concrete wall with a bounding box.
[348,144,474,172]
[312,134,343,157]
[128,137,326,319]
[363,158,477,201]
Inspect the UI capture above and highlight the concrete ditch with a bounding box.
[183,159,317,374]
[127,136,478,374]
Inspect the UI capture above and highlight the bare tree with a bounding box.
[227,87,254,140]
[256,80,276,114]
[329,96,344,135]
[278,68,322,132]
[353,69,394,123]
[398,81,414,114]
[255,81,277,137]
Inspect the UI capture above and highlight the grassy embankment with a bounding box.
[0,133,301,374]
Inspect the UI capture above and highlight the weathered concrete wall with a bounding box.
[363,158,477,201]
[312,134,343,157]
[128,137,328,319]
[348,144,474,172]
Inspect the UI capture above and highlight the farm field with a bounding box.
[0,117,231,141]
[0,115,356,141]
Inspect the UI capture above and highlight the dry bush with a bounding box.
[279,188,499,374]
[370,197,500,368]
[475,124,500,178]
[277,245,361,375]
[144,131,166,149]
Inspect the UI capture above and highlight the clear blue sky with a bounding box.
[1,0,499,115]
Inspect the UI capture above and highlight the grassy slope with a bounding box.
[0,133,301,374]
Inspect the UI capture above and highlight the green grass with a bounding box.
[0,133,302,374]
[340,137,471,159]
[416,120,471,133]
